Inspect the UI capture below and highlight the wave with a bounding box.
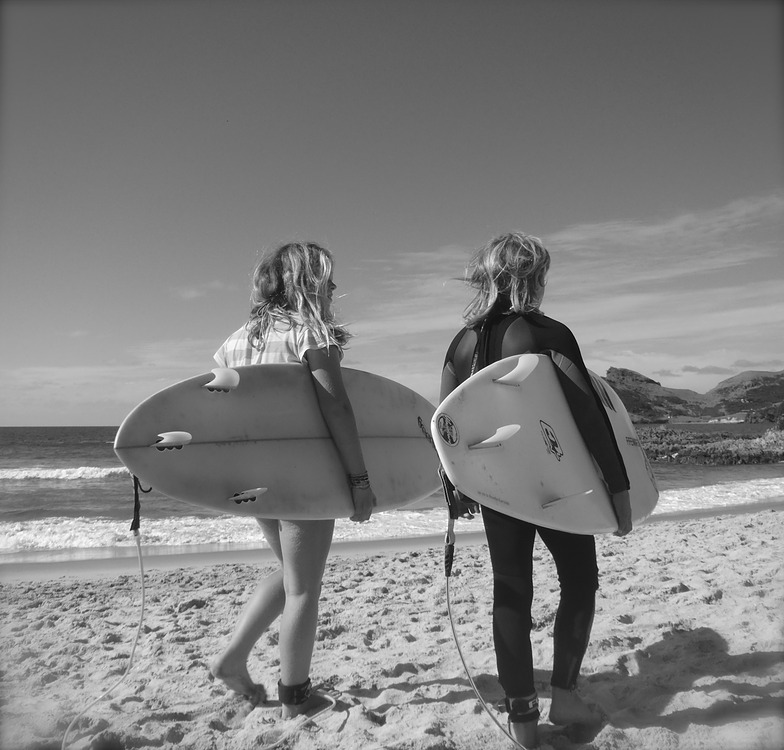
[0,508,458,553]
[1,478,783,555]
[0,467,130,481]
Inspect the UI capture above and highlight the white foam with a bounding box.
[0,467,130,480]
[1,478,782,555]
[653,478,784,515]
[0,508,466,553]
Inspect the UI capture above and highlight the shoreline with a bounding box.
[0,532,482,582]
[1,498,783,582]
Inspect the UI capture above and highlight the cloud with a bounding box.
[0,348,215,426]
[172,280,236,301]
[546,193,784,292]
[682,365,735,375]
[350,193,784,333]
[338,193,784,396]
[551,194,783,248]
[5,194,782,422]
[651,369,680,379]
[732,358,784,370]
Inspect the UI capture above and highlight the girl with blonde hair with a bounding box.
[211,241,375,717]
[440,232,631,747]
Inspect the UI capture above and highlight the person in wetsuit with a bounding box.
[439,232,632,748]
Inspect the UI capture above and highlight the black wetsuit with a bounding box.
[443,303,629,710]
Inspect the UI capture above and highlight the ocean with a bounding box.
[2,426,783,564]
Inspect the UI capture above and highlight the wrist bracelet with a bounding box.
[348,471,370,489]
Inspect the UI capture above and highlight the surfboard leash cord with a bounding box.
[61,475,150,750]
[440,470,529,750]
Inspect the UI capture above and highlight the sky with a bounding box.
[1,0,782,427]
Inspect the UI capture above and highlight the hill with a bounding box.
[603,367,784,424]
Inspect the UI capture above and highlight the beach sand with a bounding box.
[1,509,782,750]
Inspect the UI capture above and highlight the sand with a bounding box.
[1,509,783,750]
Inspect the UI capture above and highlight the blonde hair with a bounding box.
[463,232,550,328]
[246,242,351,351]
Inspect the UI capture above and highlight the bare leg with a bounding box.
[277,518,334,687]
[211,519,287,702]
[211,517,334,712]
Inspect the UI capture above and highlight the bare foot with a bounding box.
[508,717,539,748]
[210,655,266,705]
[548,687,604,726]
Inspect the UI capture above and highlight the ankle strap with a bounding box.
[506,693,540,722]
[278,677,312,706]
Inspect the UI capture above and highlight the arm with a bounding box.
[440,361,459,402]
[610,490,632,537]
[304,346,376,522]
[552,367,633,535]
[540,339,632,534]
[438,360,480,517]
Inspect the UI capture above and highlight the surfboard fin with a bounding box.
[541,489,593,508]
[153,431,193,450]
[204,368,240,392]
[232,488,268,504]
[467,424,520,450]
[492,356,536,386]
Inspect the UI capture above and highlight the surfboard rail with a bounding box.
[115,364,440,519]
[431,353,659,534]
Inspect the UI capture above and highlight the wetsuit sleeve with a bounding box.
[504,317,630,494]
[440,329,465,402]
[551,364,630,494]
[443,328,467,369]
[442,327,482,388]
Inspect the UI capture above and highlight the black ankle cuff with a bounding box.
[551,681,577,691]
[506,694,540,722]
[278,678,312,706]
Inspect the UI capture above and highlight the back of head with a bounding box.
[252,241,333,311]
[248,241,349,348]
[463,232,550,328]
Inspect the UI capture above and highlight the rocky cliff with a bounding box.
[603,367,784,424]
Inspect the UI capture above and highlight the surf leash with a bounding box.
[440,468,529,750]
[61,474,150,750]
[257,689,340,750]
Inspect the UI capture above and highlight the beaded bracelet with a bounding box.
[348,471,370,489]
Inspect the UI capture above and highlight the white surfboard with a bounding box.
[115,365,440,519]
[431,354,658,533]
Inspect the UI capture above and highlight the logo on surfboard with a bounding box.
[436,414,460,446]
[539,420,563,461]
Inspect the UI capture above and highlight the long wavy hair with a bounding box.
[463,232,550,328]
[246,242,351,351]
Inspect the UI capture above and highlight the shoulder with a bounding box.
[518,311,576,339]
[219,326,250,347]
[448,327,471,349]
[498,312,579,357]
[445,327,473,361]
[215,325,253,366]
[292,317,343,359]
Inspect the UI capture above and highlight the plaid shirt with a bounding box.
[214,317,340,367]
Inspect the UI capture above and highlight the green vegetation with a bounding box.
[637,427,784,465]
